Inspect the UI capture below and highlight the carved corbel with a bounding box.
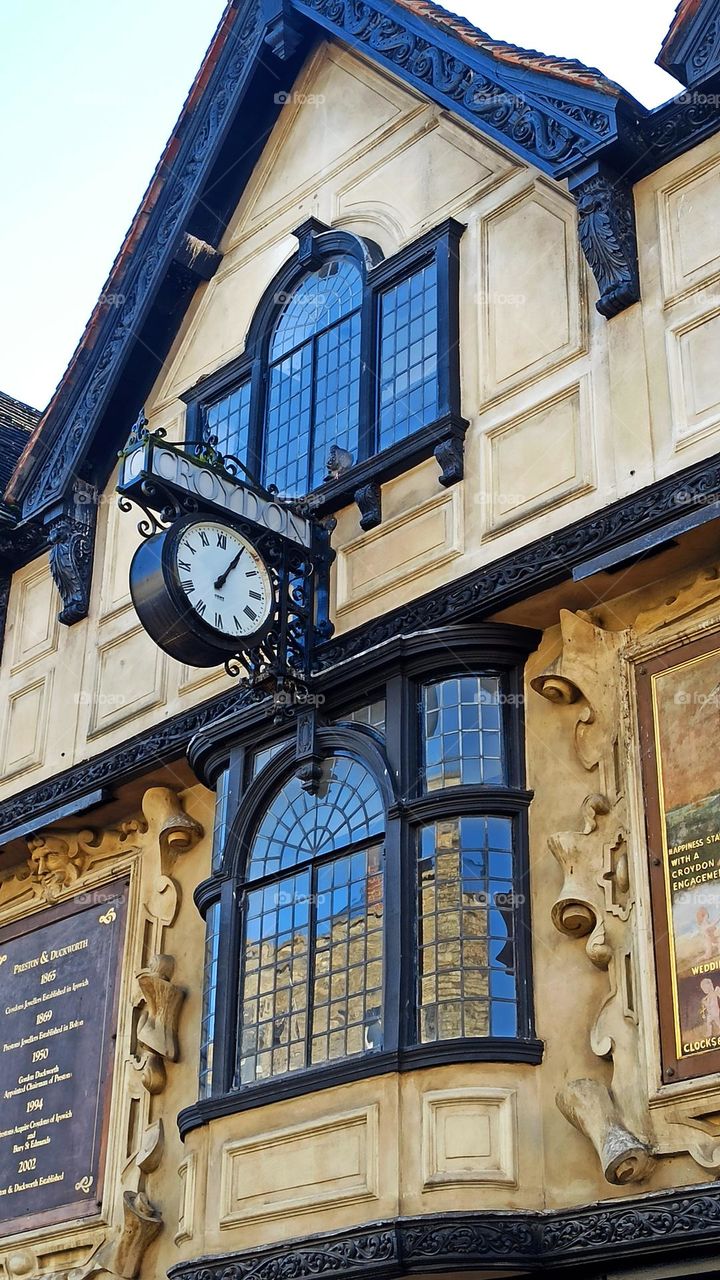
[354,482,381,532]
[136,954,185,1062]
[139,786,203,878]
[531,609,627,797]
[106,1190,162,1280]
[568,161,640,319]
[548,794,613,968]
[45,479,98,625]
[557,1079,655,1185]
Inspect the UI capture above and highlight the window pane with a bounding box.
[417,816,517,1043]
[310,312,361,488]
[271,258,362,359]
[204,379,251,461]
[311,844,384,1065]
[247,754,385,880]
[378,262,438,449]
[264,345,313,496]
[239,872,311,1084]
[336,699,386,734]
[422,676,505,790]
[212,769,231,872]
[199,901,221,1097]
[251,741,285,779]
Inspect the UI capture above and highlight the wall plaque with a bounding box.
[0,881,128,1235]
[638,632,720,1083]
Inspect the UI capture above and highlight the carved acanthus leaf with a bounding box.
[557,1078,655,1185]
[135,953,185,1063]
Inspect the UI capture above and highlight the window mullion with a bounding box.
[304,862,319,1070]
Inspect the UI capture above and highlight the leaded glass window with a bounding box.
[204,379,251,461]
[237,754,385,1084]
[378,262,438,450]
[188,221,463,507]
[264,258,362,495]
[417,816,518,1043]
[423,676,504,790]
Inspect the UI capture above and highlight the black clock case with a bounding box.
[129,516,274,668]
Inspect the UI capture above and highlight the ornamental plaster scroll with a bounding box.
[0,786,204,1280]
[530,609,627,800]
[535,609,720,1182]
[534,611,653,1182]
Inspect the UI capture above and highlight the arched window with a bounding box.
[184,219,466,525]
[186,627,541,1129]
[264,258,362,495]
[237,754,385,1084]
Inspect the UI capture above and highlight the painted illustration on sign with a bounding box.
[0,884,127,1234]
[652,645,720,1061]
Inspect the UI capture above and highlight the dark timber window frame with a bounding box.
[182,218,468,529]
[181,624,541,1136]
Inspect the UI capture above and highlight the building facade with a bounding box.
[2,0,720,1276]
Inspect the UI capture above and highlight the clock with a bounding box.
[129,514,274,666]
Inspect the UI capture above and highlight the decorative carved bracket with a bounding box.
[557,1079,655,1184]
[354,481,382,532]
[136,954,185,1062]
[568,162,640,319]
[45,479,98,625]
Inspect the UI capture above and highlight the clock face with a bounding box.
[174,520,272,640]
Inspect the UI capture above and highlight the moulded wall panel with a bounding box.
[237,46,413,237]
[483,382,594,535]
[667,308,720,449]
[335,489,463,615]
[177,661,232,697]
[421,1088,518,1189]
[219,1106,379,1227]
[87,622,167,738]
[658,155,720,304]
[99,494,144,620]
[480,187,585,405]
[9,560,59,673]
[0,673,52,780]
[338,115,516,239]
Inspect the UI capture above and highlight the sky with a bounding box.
[0,0,682,413]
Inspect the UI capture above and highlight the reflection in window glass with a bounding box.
[212,770,231,872]
[237,755,386,1085]
[248,755,384,879]
[337,699,386,734]
[264,258,363,495]
[378,262,438,449]
[204,379,251,461]
[251,741,285,779]
[199,901,221,1097]
[423,676,504,790]
[417,816,517,1043]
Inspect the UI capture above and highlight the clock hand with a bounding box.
[214,547,244,590]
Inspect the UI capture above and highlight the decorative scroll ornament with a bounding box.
[569,162,640,318]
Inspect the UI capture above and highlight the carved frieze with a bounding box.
[46,480,98,625]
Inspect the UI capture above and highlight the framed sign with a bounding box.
[638,631,720,1083]
[0,881,128,1235]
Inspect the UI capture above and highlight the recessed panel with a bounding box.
[10,560,59,672]
[219,1106,378,1226]
[422,1088,518,1188]
[660,158,720,302]
[481,189,584,404]
[88,623,166,737]
[668,309,720,447]
[0,675,51,779]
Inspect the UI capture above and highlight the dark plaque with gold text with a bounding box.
[0,882,128,1234]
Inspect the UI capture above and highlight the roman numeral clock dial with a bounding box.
[176,521,271,639]
[129,515,275,668]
